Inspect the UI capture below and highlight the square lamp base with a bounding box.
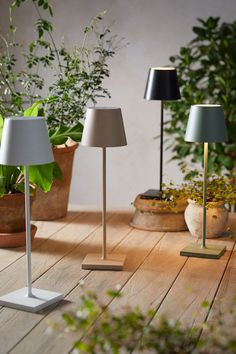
[180,243,226,259]
[0,287,63,313]
[81,253,126,270]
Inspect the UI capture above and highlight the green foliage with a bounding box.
[0,103,62,196]
[183,170,236,206]
[0,1,121,197]
[0,165,22,196]
[22,98,84,145]
[149,183,188,213]
[165,17,236,176]
[45,13,120,129]
[53,286,236,353]
[28,162,62,193]
[48,123,83,145]
[0,1,121,131]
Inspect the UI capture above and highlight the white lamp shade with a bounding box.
[81,107,127,147]
[0,117,53,166]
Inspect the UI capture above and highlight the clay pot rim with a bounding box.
[187,199,226,207]
[0,191,35,204]
[0,192,35,201]
[0,224,37,248]
[53,141,79,154]
[0,224,37,237]
[0,192,25,201]
[134,195,188,213]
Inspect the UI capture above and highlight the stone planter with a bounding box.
[31,140,78,220]
[130,195,188,231]
[184,199,229,238]
[0,193,37,248]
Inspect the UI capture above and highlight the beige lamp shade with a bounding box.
[0,117,53,166]
[81,107,127,147]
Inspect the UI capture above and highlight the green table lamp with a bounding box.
[180,104,228,259]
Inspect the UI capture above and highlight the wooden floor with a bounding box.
[0,210,236,354]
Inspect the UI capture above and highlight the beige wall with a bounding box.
[0,0,235,208]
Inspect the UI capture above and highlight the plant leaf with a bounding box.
[49,123,83,145]
[28,163,55,192]
[23,100,45,117]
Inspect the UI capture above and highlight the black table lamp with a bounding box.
[142,67,180,199]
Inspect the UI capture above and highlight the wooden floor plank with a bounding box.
[8,223,164,354]
[153,237,235,328]
[10,230,192,354]
[108,231,189,315]
[0,211,106,296]
[0,212,235,354]
[204,243,236,326]
[0,212,136,354]
[0,211,82,272]
[206,213,236,321]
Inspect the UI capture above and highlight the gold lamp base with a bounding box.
[81,253,126,270]
[180,243,226,259]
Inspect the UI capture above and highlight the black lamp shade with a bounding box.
[144,67,180,101]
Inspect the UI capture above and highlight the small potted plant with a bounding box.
[130,182,188,231]
[0,164,37,248]
[0,110,64,247]
[183,171,236,238]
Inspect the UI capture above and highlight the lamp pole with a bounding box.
[24,165,33,298]
[102,147,107,260]
[202,142,208,249]
[159,101,164,194]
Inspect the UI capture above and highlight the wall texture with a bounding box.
[0,0,235,208]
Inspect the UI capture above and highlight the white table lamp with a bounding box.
[0,117,63,312]
[81,107,127,270]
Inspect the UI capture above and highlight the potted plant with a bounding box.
[1,0,121,219]
[164,17,236,179]
[130,182,188,231]
[183,171,236,238]
[0,164,37,248]
[0,109,64,247]
[23,100,83,220]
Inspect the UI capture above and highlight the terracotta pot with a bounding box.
[184,199,229,238]
[0,193,37,248]
[130,195,188,231]
[31,140,78,220]
[0,225,37,248]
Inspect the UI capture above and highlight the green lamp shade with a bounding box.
[185,104,228,143]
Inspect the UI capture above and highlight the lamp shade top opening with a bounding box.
[0,116,54,166]
[81,107,127,148]
[144,66,180,101]
[151,66,176,70]
[185,104,228,143]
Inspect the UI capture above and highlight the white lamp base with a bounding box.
[81,253,126,270]
[0,287,63,312]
